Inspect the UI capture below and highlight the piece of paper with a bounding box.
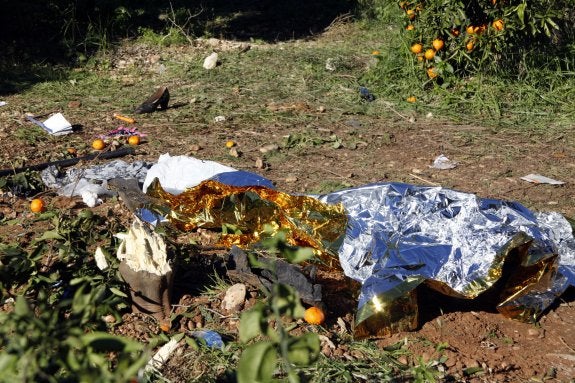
[26,112,73,135]
[520,174,565,185]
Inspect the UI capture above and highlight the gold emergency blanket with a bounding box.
[146,178,347,268]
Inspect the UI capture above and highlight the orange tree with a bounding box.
[398,0,575,81]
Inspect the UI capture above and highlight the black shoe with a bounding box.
[134,86,170,114]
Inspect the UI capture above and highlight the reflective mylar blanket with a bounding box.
[147,176,575,339]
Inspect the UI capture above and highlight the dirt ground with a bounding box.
[1,31,574,382]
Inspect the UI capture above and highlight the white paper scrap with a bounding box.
[26,112,73,135]
[0,101,7,107]
[521,174,565,185]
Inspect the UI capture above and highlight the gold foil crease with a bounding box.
[146,178,347,267]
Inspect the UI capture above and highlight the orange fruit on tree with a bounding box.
[30,198,46,213]
[406,96,416,103]
[451,28,460,37]
[127,135,140,145]
[416,54,424,62]
[492,19,504,31]
[424,49,435,60]
[466,25,476,34]
[92,138,106,150]
[427,67,438,79]
[406,9,416,20]
[466,39,475,51]
[410,43,423,54]
[304,306,325,325]
[406,24,414,31]
[432,39,444,51]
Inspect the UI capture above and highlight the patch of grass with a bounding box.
[308,180,354,195]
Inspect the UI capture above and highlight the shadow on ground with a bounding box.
[0,0,357,95]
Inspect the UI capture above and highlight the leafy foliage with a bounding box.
[394,0,575,80]
[0,208,147,381]
[237,228,319,383]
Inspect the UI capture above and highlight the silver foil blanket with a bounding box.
[317,182,575,338]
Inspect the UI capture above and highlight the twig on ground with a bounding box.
[409,173,440,186]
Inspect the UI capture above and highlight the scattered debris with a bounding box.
[521,174,565,185]
[214,115,226,122]
[359,86,375,102]
[146,337,181,372]
[94,247,109,271]
[325,58,337,71]
[0,146,136,177]
[26,112,74,135]
[430,154,458,170]
[190,330,224,349]
[113,113,136,124]
[134,86,170,114]
[116,218,173,320]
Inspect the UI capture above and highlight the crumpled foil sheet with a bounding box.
[147,176,575,339]
[317,182,575,338]
[146,178,347,268]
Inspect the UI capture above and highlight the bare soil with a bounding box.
[1,30,574,382]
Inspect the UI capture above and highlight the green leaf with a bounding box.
[284,247,314,264]
[237,341,277,383]
[81,332,143,353]
[287,333,320,366]
[14,295,31,316]
[239,304,265,343]
[516,2,526,25]
[36,230,65,241]
[109,287,128,298]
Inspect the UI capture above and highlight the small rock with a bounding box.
[189,144,202,152]
[238,43,251,53]
[255,157,265,169]
[527,328,541,338]
[229,147,240,158]
[463,358,480,368]
[214,115,226,122]
[325,58,337,71]
[321,344,333,357]
[102,314,116,324]
[221,283,247,312]
[259,144,279,153]
[203,52,219,69]
[317,106,326,113]
[397,355,409,365]
[285,175,298,183]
